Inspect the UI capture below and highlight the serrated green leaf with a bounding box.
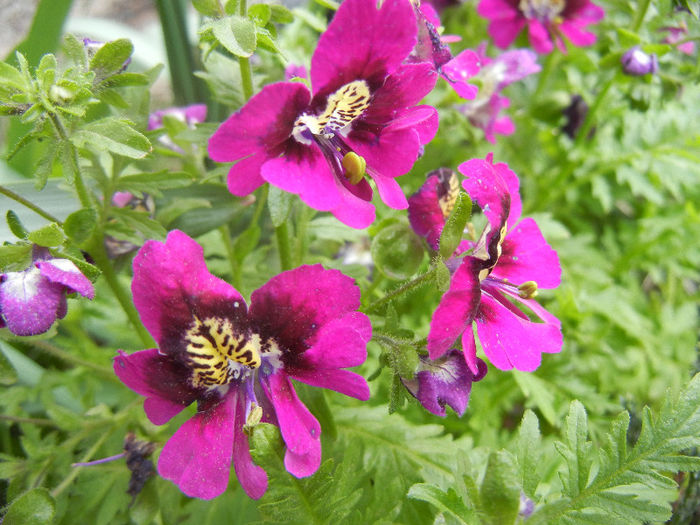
[62,33,88,69]
[192,0,221,16]
[513,371,557,427]
[63,208,97,245]
[27,222,65,247]
[439,192,471,259]
[268,185,293,227]
[3,488,55,525]
[6,210,29,239]
[517,409,542,498]
[480,451,520,525]
[115,170,194,197]
[249,4,271,25]
[0,61,30,92]
[270,4,294,23]
[99,72,150,89]
[211,16,257,58]
[34,139,58,190]
[0,244,32,272]
[434,259,450,292]
[109,207,166,241]
[71,118,151,158]
[408,484,475,524]
[35,54,57,93]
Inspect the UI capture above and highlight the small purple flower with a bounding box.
[477,0,604,54]
[284,64,308,81]
[147,104,208,131]
[426,155,562,373]
[0,247,94,336]
[114,231,371,499]
[621,46,659,76]
[208,0,439,229]
[402,350,487,416]
[457,45,541,143]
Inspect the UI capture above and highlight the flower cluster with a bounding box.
[114,231,370,499]
[0,246,94,336]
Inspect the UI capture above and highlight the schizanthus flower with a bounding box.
[402,350,487,416]
[0,246,94,336]
[621,46,659,76]
[477,0,604,54]
[416,156,562,372]
[458,44,540,143]
[114,231,371,499]
[148,104,207,132]
[209,0,438,229]
[659,23,695,55]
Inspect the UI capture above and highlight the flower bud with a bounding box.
[621,46,658,76]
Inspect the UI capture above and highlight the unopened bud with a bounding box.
[342,152,366,185]
[49,85,74,105]
[621,46,658,76]
[518,280,538,299]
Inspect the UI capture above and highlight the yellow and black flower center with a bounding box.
[518,0,565,20]
[184,316,277,388]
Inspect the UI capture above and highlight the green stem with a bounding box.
[275,222,293,271]
[574,76,615,149]
[51,430,112,498]
[219,224,242,289]
[0,184,62,225]
[251,184,269,225]
[237,0,254,102]
[89,239,154,347]
[0,414,57,427]
[631,0,651,32]
[362,266,438,314]
[533,51,559,100]
[32,340,117,380]
[294,204,312,267]
[48,113,92,209]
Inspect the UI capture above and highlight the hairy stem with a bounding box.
[362,266,438,314]
[0,185,62,225]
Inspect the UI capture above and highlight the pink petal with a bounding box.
[330,193,376,229]
[443,50,480,100]
[303,312,371,368]
[132,230,247,347]
[348,125,421,181]
[158,390,236,499]
[407,171,447,250]
[461,325,481,375]
[289,368,370,400]
[527,21,554,54]
[261,146,340,212]
[249,264,361,357]
[475,292,561,371]
[427,257,482,359]
[226,153,266,197]
[208,82,310,162]
[37,259,94,299]
[113,349,197,424]
[262,373,321,477]
[311,0,416,94]
[559,20,598,47]
[388,105,439,144]
[491,218,561,289]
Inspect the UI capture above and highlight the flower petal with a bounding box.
[491,217,561,288]
[37,259,94,299]
[158,391,236,499]
[249,265,361,358]
[311,0,417,95]
[527,21,553,54]
[303,312,371,368]
[113,349,198,424]
[0,267,63,336]
[132,230,247,349]
[442,49,480,100]
[475,292,561,371]
[289,368,370,401]
[262,373,321,477]
[427,257,482,359]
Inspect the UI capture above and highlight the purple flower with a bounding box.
[0,247,94,336]
[402,350,487,416]
[208,0,439,229]
[113,231,371,499]
[426,155,562,373]
[660,24,695,55]
[147,104,208,131]
[458,45,541,143]
[477,0,604,54]
[621,46,659,76]
[284,64,308,81]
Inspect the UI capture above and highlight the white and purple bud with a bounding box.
[621,46,659,76]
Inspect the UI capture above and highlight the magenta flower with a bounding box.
[660,24,695,55]
[458,45,540,143]
[0,247,94,336]
[148,104,207,131]
[208,0,439,229]
[402,350,487,416]
[477,0,604,54]
[113,231,371,499]
[426,155,562,373]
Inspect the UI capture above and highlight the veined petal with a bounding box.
[208,82,310,163]
[262,373,321,477]
[37,259,94,299]
[427,257,482,359]
[311,0,417,95]
[113,349,198,425]
[158,390,237,500]
[475,292,561,371]
[442,50,480,100]
[132,230,247,349]
[226,153,267,197]
[491,218,561,289]
[249,265,361,358]
[348,125,421,181]
[289,368,370,400]
[302,312,371,368]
